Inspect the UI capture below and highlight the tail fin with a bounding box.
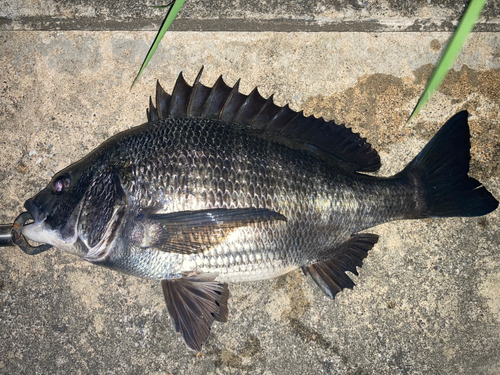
[400,111,498,218]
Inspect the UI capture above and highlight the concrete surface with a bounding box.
[1,0,500,32]
[0,4,499,375]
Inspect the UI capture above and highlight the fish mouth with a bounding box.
[24,198,46,224]
[21,198,55,248]
[14,200,52,255]
[22,195,85,256]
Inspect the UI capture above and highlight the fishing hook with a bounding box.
[8,212,53,255]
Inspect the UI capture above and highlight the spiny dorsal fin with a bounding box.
[147,68,381,173]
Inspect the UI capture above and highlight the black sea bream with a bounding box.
[16,68,498,351]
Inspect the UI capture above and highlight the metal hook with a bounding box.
[11,212,53,255]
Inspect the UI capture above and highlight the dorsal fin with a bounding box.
[147,68,381,172]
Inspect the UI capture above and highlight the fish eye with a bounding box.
[52,175,71,195]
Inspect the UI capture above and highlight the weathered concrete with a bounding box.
[0,20,499,375]
[1,0,500,32]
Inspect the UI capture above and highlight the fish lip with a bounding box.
[24,198,46,224]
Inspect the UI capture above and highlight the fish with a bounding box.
[14,68,498,351]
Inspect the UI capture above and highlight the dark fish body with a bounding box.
[19,69,498,351]
[64,117,410,282]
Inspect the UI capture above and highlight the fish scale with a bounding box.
[88,117,413,283]
[16,69,498,351]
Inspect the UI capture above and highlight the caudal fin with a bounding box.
[400,111,498,218]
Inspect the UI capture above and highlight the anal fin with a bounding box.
[302,233,379,299]
[161,276,230,352]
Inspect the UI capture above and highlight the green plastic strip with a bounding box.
[407,0,486,123]
[131,0,187,89]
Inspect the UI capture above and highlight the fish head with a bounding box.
[22,158,127,259]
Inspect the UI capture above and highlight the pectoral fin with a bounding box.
[161,276,230,352]
[137,208,286,254]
